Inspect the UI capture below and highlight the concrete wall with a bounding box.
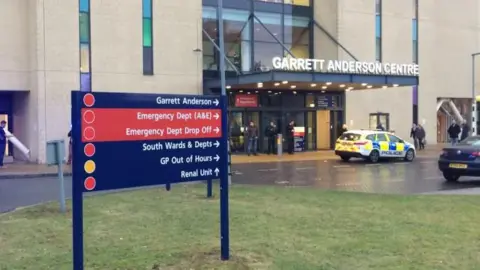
[0,0,29,91]
[313,0,338,61]
[91,0,203,94]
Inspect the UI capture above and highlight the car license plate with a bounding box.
[449,163,468,169]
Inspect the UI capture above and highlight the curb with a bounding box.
[0,172,72,180]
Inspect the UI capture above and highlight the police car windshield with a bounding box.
[339,133,362,141]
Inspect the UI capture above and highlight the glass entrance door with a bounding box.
[229,112,244,153]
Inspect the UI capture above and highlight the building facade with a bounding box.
[0,0,478,163]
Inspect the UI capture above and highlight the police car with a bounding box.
[334,130,416,163]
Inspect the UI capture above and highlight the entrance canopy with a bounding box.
[204,70,419,92]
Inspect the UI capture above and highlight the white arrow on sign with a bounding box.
[214,113,220,120]
[214,127,220,133]
[213,99,219,106]
[214,168,220,176]
[214,154,220,162]
[214,140,220,148]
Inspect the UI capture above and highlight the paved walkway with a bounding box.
[0,144,444,179]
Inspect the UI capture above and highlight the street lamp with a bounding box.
[472,52,480,135]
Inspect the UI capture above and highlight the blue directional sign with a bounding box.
[71,91,229,270]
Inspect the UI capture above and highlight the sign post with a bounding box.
[71,91,227,269]
[218,0,230,261]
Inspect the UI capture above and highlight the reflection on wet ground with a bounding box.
[231,158,480,194]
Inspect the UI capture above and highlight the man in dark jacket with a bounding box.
[0,120,7,168]
[461,120,470,141]
[286,120,295,154]
[265,121,277,155]
[447,120,461,145]
[415,124,426,150]
[410,123,418,148]
[246,121,258,156]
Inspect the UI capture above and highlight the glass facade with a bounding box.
[202,5,312,73]
[142,0,154,75]
[256,0,310,6]
[79,0,91,92]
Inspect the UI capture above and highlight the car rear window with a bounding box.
[339,133,362,141]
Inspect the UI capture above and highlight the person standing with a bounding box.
[341,124,348,134]
[410,123,418,149]
[0,120,7,168]
[246,121,258,156]
[447,120,461,145]
[286,120,295,154]
[265,121,277,155]
[415,124,426,150]
[461,120,470,141]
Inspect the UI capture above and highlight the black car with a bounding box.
[438,136,480,182]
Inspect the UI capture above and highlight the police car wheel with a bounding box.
[404,149,415,162]
[340,156,351,162]
[369,150,379,163]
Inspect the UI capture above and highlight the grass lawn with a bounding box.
[1,185,480,270]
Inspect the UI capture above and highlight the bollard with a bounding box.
[165,183,171,191]
[207,179,213,197]
[277,134,283,157]
[46,140,66,213]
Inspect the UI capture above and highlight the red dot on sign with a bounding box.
[83,127,96,141]
[84,143,95,157]
[84,177,96,191]
[83,94,95,107]
[83,110,95,124]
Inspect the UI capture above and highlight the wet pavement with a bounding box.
[2,157,480,213]
[231,157,480,194]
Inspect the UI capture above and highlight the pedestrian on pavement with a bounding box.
[67,125,73,165]
[0,120,7,168]
[376,123,385,131]
[461,119,470,141]
[265,121,277,155]
[448,120,461,145]
[286,120,295,154]
[415,124,426,150]
[246,121,258,156]
[410,123,418,148]
[341,124,348,134]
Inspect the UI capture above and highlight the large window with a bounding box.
[284,15,310,58]
[369,113,389,131]
[202,8,311,72]
[256,0,310,6]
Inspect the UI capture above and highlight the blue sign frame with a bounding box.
[71,91,230,269]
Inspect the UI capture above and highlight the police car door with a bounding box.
[387,134,405,157]
[375,133,391,157]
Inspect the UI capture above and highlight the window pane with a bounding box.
[254,12,281,42]
[79,0,89,12]
[260,92,281,107]
[282,93,304,107]
[224,10,251,41]
[143,18,152,47]
[79,13,89,43]
[286,44,309,58]
[284,0,310,6]
[80,73,91,92]
[412,19,417,40]
[375,15,381,38]
[142,0,152,18]
[203,56,216,70]
[377,133,388,141]
[376,37,381,61]
[369,115,377,130]
[375,0,381,14]
[80,44,90,73]
[253,42,283,71]
[284,15,309,45]
[413,40,417,63]
[225,41,251,72]
[143,46,154,75]
[306,94,315,108]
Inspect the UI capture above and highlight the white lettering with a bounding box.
[271,57,419,76]
[181,169,198,178]
[142,142,163,151]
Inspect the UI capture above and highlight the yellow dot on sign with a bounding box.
[84,160,96,174]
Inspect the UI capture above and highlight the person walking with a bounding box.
[461,120,470,141]
[447,120,461,145]
[415,124,426,150]
[246,121,258,156]
[410,123,418,149]
[286,120,295,154]
[265,121,277,155]
[0,120,7,168]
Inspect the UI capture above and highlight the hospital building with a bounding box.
[0,0,478,163]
